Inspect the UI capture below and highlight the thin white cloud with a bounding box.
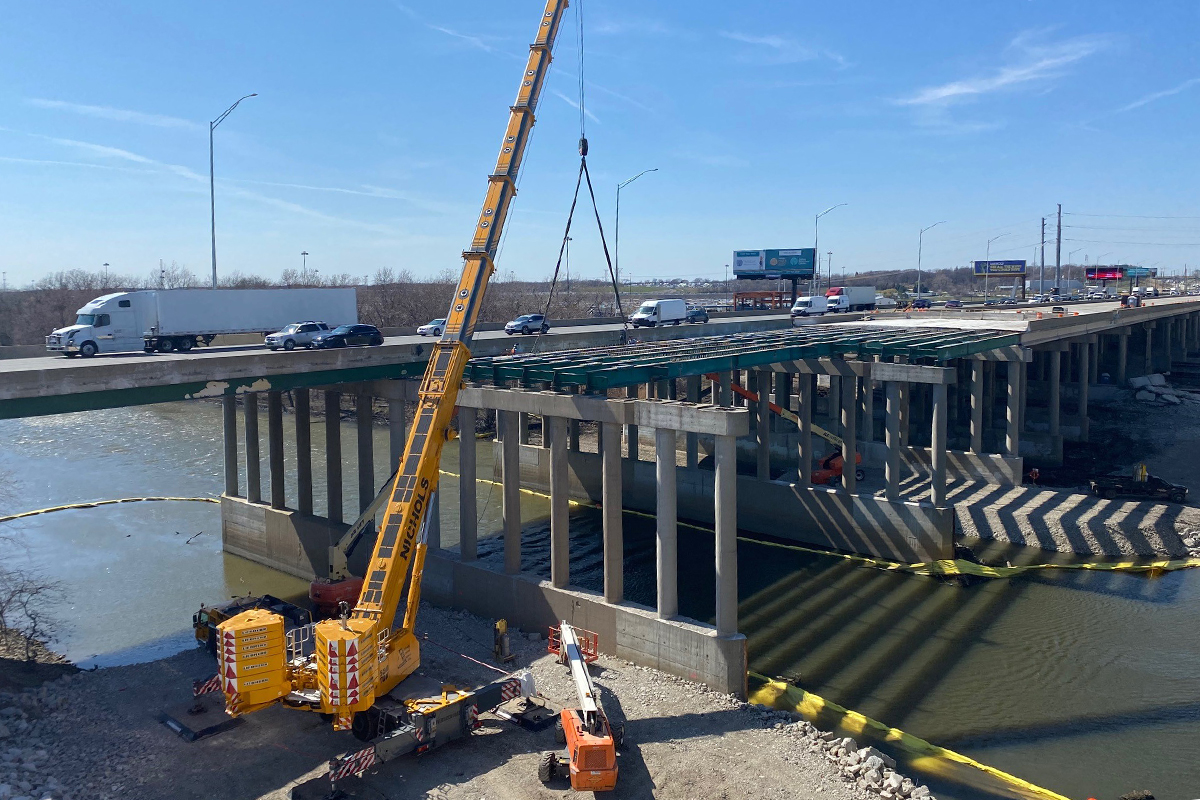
[720,31,848,68]
[40,135,398,233]
[1116,77,1200,113]
[0,155,127,171]
[231,178,463,215]
[27,98,198,129]
[899,30,1110,106]
[391,2,520,61]
[48,137,158,164]
[551,90,601,124]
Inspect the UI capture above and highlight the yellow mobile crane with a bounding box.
[215,0,570,737]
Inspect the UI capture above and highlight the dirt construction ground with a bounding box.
[0,603,929,800]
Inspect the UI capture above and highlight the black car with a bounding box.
[945,299,963,308]
[912,298,931,309]
[1090,473,1188,504]
[686,305,709,323]
[311,324,384,349]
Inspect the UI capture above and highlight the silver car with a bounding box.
[265,321,330,351]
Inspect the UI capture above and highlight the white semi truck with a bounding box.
[45,288,358,357]
[825,286,876,312]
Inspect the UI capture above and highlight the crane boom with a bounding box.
[214,0,570,733]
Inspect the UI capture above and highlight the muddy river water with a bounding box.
[1,401,1197,799]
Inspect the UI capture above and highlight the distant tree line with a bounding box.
[0,263,626,346]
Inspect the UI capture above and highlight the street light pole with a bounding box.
[301,251,309,271]
[209,93,258,289]
[814,203,847,295]
[615,168,658,288]
[984,233,1010,303]
[1068,248,1082,293]
[917,221,945,302]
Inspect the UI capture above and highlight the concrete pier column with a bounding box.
[499,410,521,574]
[718,371,733,407]
[982,361,996,445]
[1117,330,1129,385]
[885,381,901,501]
[897,379,911,448]
[568,418,580,452]
[655,427,678,619]
[388,398,407,467]
[295,389,313,516]
[798,373,813,486]
[244,391,261,504]
[1089,340,1099,385]
[714,433,738,637]
[840,375,858,493]
[1145,323,1154,374]
[222,394,239,497]
[625,385,640,460]
[1078,341,1090,441]
[601,422,623,604]
[1048,350,1062,437]
[1005,362,1022,456]
[518,412,531,445]
[930,382,948,507]
[773,370,788,432]
[324,391,342,523]
[458,406,477,561]
[860,371,874,443]
[755,371,770,479]
[548,416,569,589]
[356,391,374,515]
[686,375,701,468]
[828,375,841,427]
[267,391,285,510]
[969,360,984,453]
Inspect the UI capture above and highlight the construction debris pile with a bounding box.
[1129,374,1200,405]
[756,707,938,799]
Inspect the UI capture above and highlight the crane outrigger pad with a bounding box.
[159,691,244,742]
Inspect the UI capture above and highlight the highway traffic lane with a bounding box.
[2,315,792,374]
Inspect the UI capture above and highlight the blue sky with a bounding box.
[2,0,1199,288]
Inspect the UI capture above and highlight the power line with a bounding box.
[1064,212,1200,220]
[1065,237,1200,247]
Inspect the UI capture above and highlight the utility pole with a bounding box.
[1040,217,1046,294]
[1055,203,1062,291]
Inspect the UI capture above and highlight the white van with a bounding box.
[630,298,687,327]
[791,296,828,317]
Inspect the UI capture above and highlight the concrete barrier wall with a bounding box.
[897,447,1023,485]
[221,496,348,580]
[423,551,747,696]
[505,443,954,562]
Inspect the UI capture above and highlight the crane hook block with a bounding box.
[578,136,588,156]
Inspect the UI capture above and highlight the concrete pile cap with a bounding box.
[464,325,1019,391]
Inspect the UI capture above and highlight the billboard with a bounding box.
[733,248,815,278]
[1126,267,1158,278]
[974,259,1027,276]
[1086,266,1125,281]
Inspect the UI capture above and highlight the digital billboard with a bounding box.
[973,260,1027,276]
[733,248,816,278]
[1086,267,1125,281]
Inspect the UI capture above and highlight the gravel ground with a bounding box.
[0,604,937,800]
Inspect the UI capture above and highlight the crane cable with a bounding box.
[531,0,627,353]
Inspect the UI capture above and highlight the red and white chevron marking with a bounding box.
[193,674,221,697]
[466,704,479,730]
[330,746,377,782]
[499,679,522,701]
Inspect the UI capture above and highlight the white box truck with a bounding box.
[826,286,876,312]
[45,288,358,357]
[630,298,687,327]
[790,296,828,317]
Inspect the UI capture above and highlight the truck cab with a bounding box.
[45,291,155,357]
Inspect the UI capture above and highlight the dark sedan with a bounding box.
[311,324,384,349]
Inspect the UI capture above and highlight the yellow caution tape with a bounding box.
[0,496,220,523]
[748,673,1072,800]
